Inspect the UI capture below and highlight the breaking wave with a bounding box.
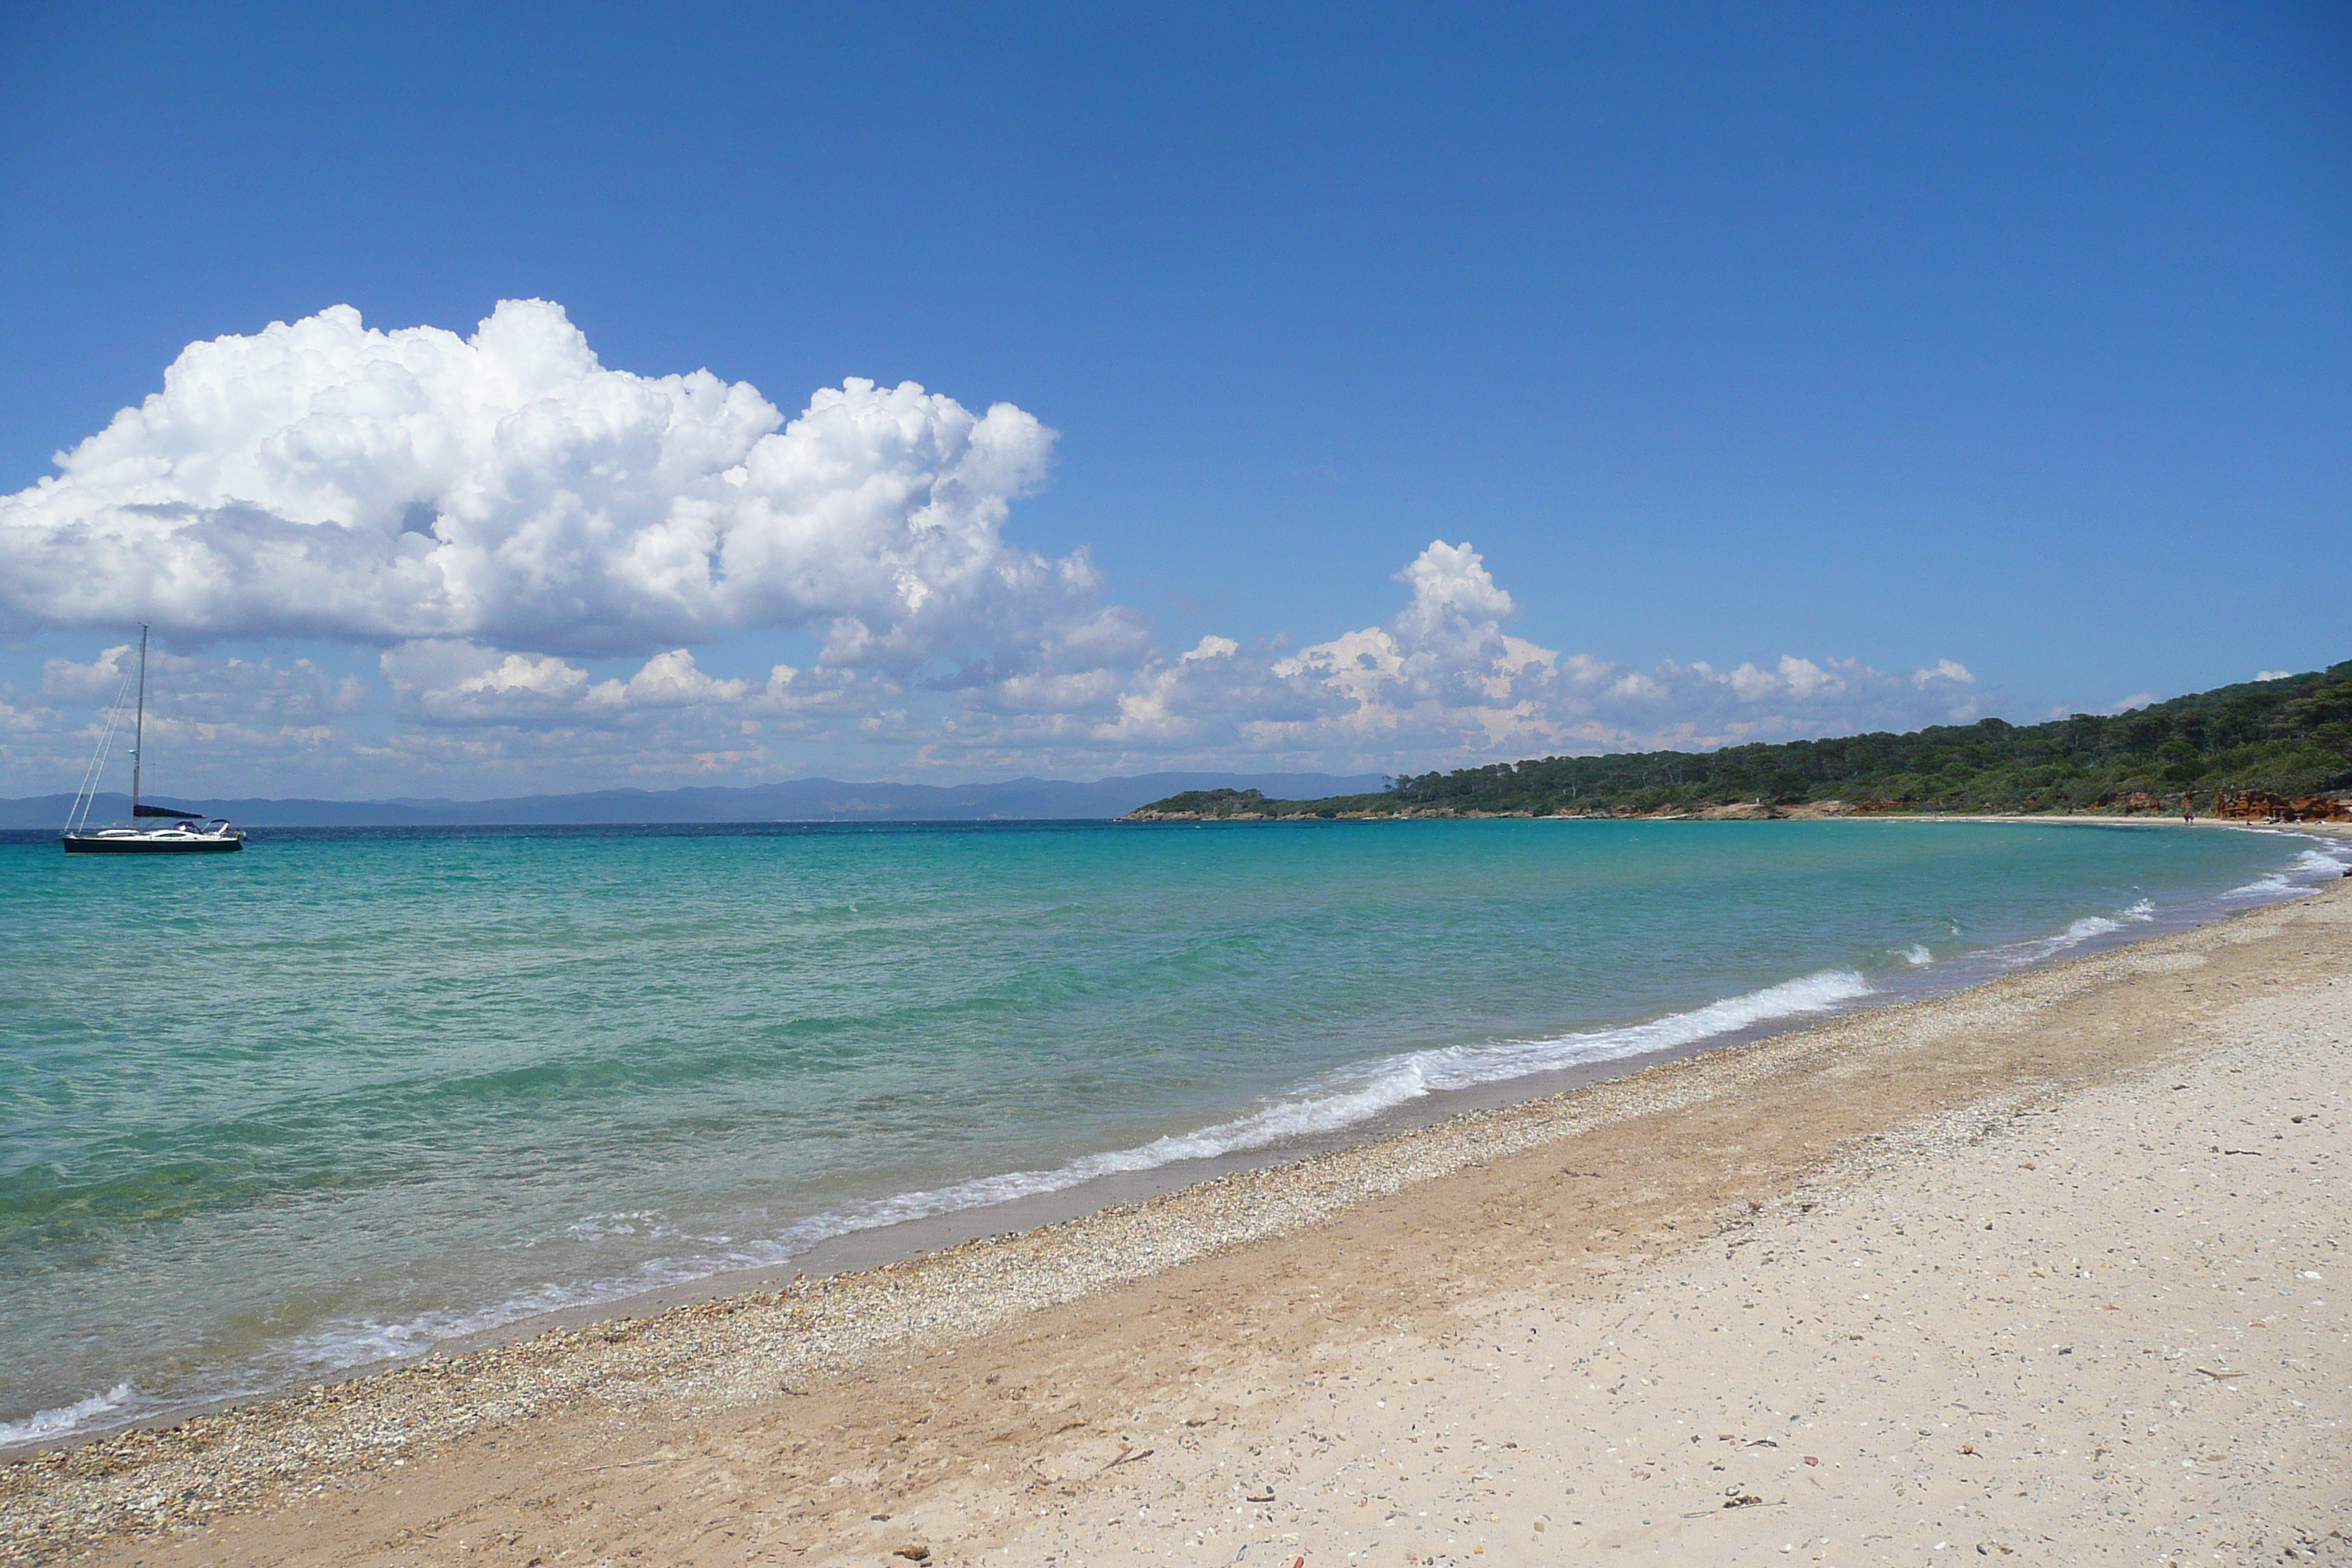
[2221,840,2349,900]
[0,1383,133,1450]
[1993,913,2124,966]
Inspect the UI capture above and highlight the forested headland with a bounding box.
[1125,660,2352,822]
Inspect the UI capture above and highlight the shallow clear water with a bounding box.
[0,817,2337,1444]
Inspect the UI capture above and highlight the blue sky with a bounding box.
[1,3,2345,796]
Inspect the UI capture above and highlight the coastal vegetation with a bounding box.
[1128,660,2352,821]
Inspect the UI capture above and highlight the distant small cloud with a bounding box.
[2254,670,2291,682]
[380,641,761,725]
[2111,691,2160,712]
[1911,659,1975,687]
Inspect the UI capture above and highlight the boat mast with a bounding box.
[130,624,147,821]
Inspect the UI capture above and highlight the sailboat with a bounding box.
[61,626,246,853]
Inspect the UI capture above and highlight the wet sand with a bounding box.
[4,871,2347,1567]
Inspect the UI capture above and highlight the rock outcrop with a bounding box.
[2204,791,2352,822]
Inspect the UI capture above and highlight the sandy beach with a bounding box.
[5,860,2347,1567]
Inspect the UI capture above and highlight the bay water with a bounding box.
[1,817,2338,1446]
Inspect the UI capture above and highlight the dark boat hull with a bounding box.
[61,834,244,853]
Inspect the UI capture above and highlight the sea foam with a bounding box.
[2221,839,2349,900]
[873,969,1863,1200]
[2000,913,2122,962]
[0,1383,134,1449]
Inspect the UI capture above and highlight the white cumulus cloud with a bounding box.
[1259,541,1557,747]
[0,300,1139,675]
[380,640,772,725]
[1090,541,1986,766]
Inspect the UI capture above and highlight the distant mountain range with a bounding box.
[0,772,1387,829]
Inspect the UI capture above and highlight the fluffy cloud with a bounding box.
[1561,653,1980,747]
[1049,540,1980,767]
[0,300,1139,674]
[1139,540,1983,761]
[41,642,367,723]
[1263,541,1560,745]
[379,639,780,725]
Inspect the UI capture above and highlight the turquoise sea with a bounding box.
[1,818,2341,1446]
